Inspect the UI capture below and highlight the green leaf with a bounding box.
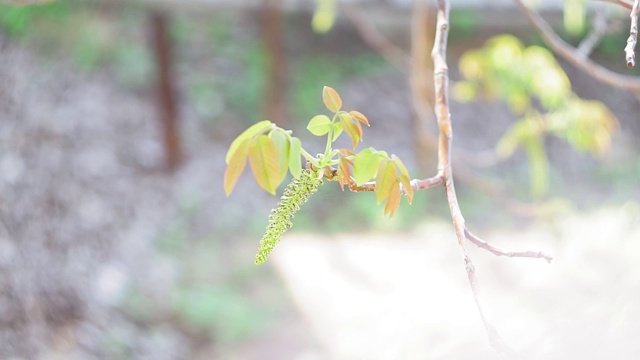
[269,129,290,186]
[288,137,302,179]
[226,120,272,164]
[224,138,250,196]
[248,135,281,195]
[307,114,332,136]
[322,86,342,112]
[353,148,381,186]
[331,122,343,142]
[375,159,396,204]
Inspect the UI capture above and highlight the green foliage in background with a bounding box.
[312,0,337,34]
[0,1,68,37]
[455,35,617,198]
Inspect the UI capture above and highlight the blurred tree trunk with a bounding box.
[410,1,438,174]
[150,10,182,171]
[261,0,288,127]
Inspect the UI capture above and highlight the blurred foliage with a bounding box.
[172,285,268,344]
[455,35,617,198]
[312,0,337,34]
[0,0,68,37]
[564,0,586,36]
[449,9,479,41]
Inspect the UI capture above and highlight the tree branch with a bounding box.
[515,0,640,94]
[577,6,608,58]
[595,0,634,10]
[465,229,553,263]
[625,0,640,68]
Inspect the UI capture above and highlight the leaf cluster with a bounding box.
[225,86,415,264]
[455,35,618,198]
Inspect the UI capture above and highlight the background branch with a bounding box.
[341,3,411,72]
[577,6,609,58]
[596,0,634,10]
[515,0,640,94]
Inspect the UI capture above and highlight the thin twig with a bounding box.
[514,0,640,94]
[625,0,640,67]
[595,0,634,10]
[465,229,553,263]
[577,7,609,58]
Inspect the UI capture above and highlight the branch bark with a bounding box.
[625,0,640,68]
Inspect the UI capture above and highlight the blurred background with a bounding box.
[0,0,639,359]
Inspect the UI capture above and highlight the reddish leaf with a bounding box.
[337,152,354,190]
[375,159,395,204]
[322,86,342,113]
[248,135,281,195]
[350,110,369,126]
[392,155,413,203]
[384,179,402,217]
[224,138,250,196]
[339,112,360,148]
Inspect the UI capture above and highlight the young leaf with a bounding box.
[375,159,396,204]
[350,110,369,126]
[248,135,281,195]
[337,156,353,191]
[322,86,342,113]
[339,112,360,148]
[353,148,380,186]
[331,122,343,142]
[384,179,402,217]
[269,129,290,186]
[224,138,250,196]
[226,120,272,163]
[391,155,413,204]
[307,114,332,136]
[288,137,303,179]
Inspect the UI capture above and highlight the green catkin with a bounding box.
[255,169,323,264]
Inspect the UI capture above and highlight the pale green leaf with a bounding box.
[307,114,332,136]
[269,129,290,186]
[225,120,272,164]
[248,135,281,195]
[224,138,250,196]
[288,137,302,179]
[353,148,380,186]
[332,122,343,142]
